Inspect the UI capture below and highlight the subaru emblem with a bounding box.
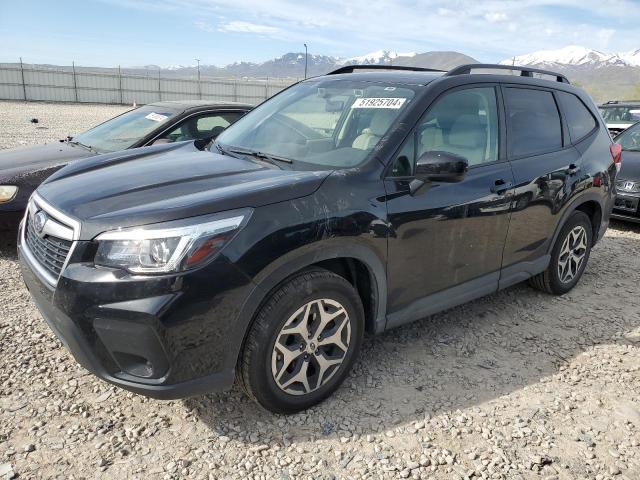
[33,210,48,234]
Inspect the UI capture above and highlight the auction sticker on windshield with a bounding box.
[145,112,169,122]
[351,97,406,109]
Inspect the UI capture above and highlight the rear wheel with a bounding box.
[529,210,592,295]
[238,268,364,414]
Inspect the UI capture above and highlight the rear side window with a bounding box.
[557,92,597,142]
[504,88,562,158]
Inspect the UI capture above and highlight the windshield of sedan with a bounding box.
[599,106,640,125]
[72,105,176,153]
[615,122,640,150]
[215,80,416,169]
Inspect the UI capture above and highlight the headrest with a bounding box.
[449,114,484,148]
[368,110,395,136]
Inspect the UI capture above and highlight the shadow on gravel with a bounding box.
[188,224,640,445]
[0,228,18,261]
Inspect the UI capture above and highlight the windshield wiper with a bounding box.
[224,146,293,167]
[68,139,97,152]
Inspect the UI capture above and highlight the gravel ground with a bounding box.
[1,101,640,480]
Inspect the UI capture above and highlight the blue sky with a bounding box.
[1,0,639,67]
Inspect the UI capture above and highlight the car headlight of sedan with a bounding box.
[0,186,18,203]
[94,208,252,274]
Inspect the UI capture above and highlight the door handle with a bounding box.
[490,179,513,194]
[566,163,580,175]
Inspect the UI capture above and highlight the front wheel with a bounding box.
[529,210,593,295]
[238,268,364,414]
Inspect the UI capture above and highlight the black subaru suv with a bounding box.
[19,64,618,413]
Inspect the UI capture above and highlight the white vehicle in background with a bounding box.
[598,100,640,136]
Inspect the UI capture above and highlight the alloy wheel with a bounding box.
[557,225,588,284]
[271,298,351,396]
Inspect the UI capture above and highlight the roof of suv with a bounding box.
[314,63,571,88]
[320,70,445,86]
[599,100,640,107]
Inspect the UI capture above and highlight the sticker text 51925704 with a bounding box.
[351,97,407,109]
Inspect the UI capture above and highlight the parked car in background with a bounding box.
[611,121,640,223]
[598,100,640,136]
[0,101,251,229]
[19,64,617,413]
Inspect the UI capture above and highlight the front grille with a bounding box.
[24,215,73,279]
[616,180,640,194]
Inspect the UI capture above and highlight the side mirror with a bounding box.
[194,135,215,150]
[409,151,468,195]
[415,151,468,183]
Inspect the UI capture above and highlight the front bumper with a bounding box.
[611,192,640,223]
[18,227,255,400]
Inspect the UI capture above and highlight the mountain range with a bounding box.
[498,46,640,101]
[133,46,638,101]
[132,50,479,79]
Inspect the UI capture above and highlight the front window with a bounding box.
[215,80,416,169]
[615,122,640,151]
[73,105,176,153]
[599,106,640,125]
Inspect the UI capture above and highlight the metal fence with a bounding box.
[0,62,297,106]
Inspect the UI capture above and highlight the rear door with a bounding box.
[500,85,581,279]
[384,85,514,319]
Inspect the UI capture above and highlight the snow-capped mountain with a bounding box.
[499,45,635,68]
[336,50,417,66]
[618,49,640,67]
[134,50,476,79]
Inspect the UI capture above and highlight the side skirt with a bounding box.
[384,272,499,330]
[383,255,550,331]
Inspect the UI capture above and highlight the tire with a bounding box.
[238,268,364,414]
[529,210,593,295]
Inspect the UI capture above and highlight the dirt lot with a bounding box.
[0,100,639,480]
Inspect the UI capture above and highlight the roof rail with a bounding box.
[603,100,640,104]
[327,65,446,75]
[445,63,570,84]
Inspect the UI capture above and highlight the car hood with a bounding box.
[618,150,640,181]
[0,142,95,180]
[37,141,332,239]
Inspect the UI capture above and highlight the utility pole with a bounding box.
[19,57,27,100]
[303,43,308,79]
[72,61,78,102]
[195,58,201,99]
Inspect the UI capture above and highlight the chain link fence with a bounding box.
[0,61,297,105]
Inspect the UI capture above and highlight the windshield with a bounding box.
[615,121,640,150]
[215,80,417,169]
[73,105,176,153]
[599,106,640,125]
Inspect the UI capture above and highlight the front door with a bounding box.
[384,85,514,324]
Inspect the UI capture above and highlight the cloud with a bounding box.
[103,0,640,61]
[194,20,214,32]
[596,28,615,47]
[219,21,281,35]
[484,12,508,23]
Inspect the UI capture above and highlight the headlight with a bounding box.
[0,186,18,203]
[94,209,252,274]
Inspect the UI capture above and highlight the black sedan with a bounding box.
[612,121,640,223]
[0,100,251,229]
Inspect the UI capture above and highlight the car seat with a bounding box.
[352,110,395,150]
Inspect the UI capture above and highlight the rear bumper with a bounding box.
[18,231,254,400]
